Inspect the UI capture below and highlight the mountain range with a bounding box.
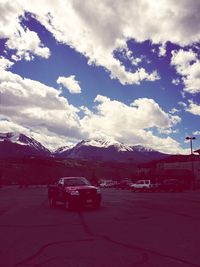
[0,132,50,158]
[0,132,170,164]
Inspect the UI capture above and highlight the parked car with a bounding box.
[158,179,184,192]
[130,179,158,192]
[48,177,101,210]
[100,180,117,188]
[117,179,132,189]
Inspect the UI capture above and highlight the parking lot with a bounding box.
[0,186,200,267]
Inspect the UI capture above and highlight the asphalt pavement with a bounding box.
[0,186,200,267]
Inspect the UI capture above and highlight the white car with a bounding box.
[130,179,153,192]
[100,180,116,188]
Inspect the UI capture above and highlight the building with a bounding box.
[156,154,200,188]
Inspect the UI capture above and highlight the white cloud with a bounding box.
[158,128,178,135]
[2,0,199,153]
[193,131,200,135]
[0,56,14,70]
[21,1,161,85]
[171,49,200,94]
[0,70,87,140]
[186,100,200,116]
[57,75,81,94]
[0,120,74,150]
[0,119,30,135]
[116,46,142,66]
[19,0,200,85]
[117,130,182,154]
[6,27,51,61]
[171,49,196,67]
[178,101,187,108]
[80,106,92,116]
[0,1,50,61]
[0,69,184,152]
[2,1,200,84]
[169,108,179,114]
[0,0,23,38]
[80,95,182,153]
[178,100,200,116]
[158,44,167,57]
[172,78,181,86]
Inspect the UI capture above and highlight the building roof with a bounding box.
[140,154,200,168]
[157,154,200,163]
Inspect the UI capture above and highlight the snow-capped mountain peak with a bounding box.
[77,138,133,152]
[131,145,155,152]
[0,132,22,144]
[0,132,48,151]
[54,145,71,153]
[55,138,167,163]
[0,132,50,158]
[0,132,168,163]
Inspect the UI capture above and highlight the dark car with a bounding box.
[159,179,184,192]
[48,177,101,210]
[117,179,132,189]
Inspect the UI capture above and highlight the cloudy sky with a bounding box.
[0,0,200,153]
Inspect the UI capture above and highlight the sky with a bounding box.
[0,0,200,154]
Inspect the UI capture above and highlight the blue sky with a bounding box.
[0,0,200,153]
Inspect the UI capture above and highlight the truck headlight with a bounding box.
[70,190,80,196]
[97,188,101,194]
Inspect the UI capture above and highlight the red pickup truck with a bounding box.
[48,177,101,210]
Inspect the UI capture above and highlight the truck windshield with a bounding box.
[64,178,91,186]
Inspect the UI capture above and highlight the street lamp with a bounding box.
[185,136,196,189]
[185,136,196,154]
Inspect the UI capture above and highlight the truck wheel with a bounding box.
[49,198,56,208]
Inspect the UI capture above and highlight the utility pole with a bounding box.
[185,136,196,189]
[185,136,196,154]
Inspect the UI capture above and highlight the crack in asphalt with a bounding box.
[78,212,200,267]
[2,191,200,267]
[13,238,95,267]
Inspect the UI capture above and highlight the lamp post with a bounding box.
[185,136,196,154]
[185,136,196,189]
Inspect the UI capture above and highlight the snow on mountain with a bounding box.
[53,145,72,157]
[0,133,169,163]
[56,138,168,163]
[0,132,50,158]
[0,132,49,151]
[66,139,155,153]
[82,138,133,151]
[54,145,71,153]
[131,145,155,152]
